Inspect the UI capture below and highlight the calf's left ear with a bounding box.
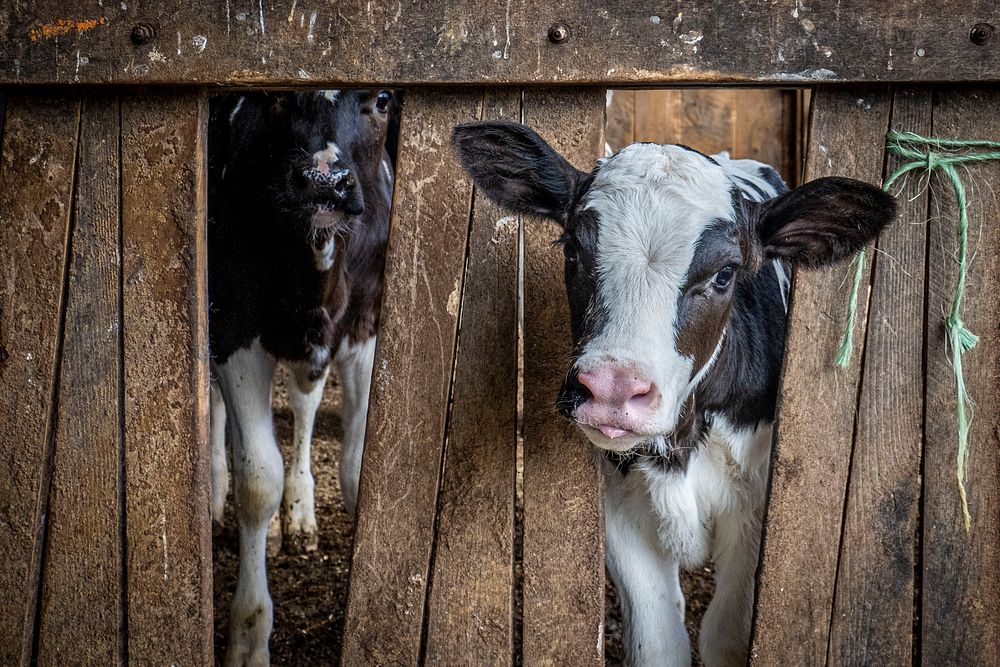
[756,176,897,268]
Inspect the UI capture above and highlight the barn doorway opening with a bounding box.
[208,86,810,667]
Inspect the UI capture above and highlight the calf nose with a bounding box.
[575,364,659,438]
[303,165,354,190]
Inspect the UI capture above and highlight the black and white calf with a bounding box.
[453,123,895,666]
[208,90,394,666]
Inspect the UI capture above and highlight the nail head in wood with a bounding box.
[970,23,993,46]
[130,23,156,45]
[548,22,570,44]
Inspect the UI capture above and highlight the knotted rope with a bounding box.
[835,130,1000,532]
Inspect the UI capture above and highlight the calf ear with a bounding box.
[451,121,586,225]
[756,176,897,268]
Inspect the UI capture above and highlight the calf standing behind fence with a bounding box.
[207,89,394,665]
[453,120,896,664]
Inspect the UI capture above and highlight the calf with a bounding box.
[208,90,394,666]
[453,122,895,666]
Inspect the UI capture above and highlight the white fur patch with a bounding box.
[335,336,377,518]
[312,141,341,169]
[578,144,735,438]
[321,89,340,104]
[313,236,335,271]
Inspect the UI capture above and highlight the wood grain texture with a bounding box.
[36,94,124,667]
[921,86,1000,666]
[0,93,80,667]
[677,88,737,156]
[749,86,892,666]
[120,90,212,666]
[628,88,800,184]
[633,89,682,144]
[605,90,634,152]
[424,88,520,667]
[3,1,1000,85]
[826,87,931,665]
[521,88,606,667]
[341,88,484,667]
[734,89,797,185]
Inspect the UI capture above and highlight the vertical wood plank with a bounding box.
[341,88,484,666]
[921,86,1000,665]
[750,86,892,666]
[36,94,124,667]
[633,89,680,144]
[827,87,931,665]
[677,88,737,155]
[0,94,80,667]
[120,90,212,665]
[424,88,520,666]
[605,90,634,152]
[734,89,793,182]
[521,88,606,667]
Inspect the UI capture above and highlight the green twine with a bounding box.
[835,129,1000,532]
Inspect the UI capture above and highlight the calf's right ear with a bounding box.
[451,121,586,226]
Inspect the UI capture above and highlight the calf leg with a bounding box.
[281,363,329,552]
[216,340,281,667]
[606,469,691,667]
[699,510,761,667]
[334,335,376,519]
[210,377,229,525]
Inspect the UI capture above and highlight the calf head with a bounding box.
[453,121,896,455]
[222,89,398,233]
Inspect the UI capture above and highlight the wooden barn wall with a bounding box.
[607,88,808,187]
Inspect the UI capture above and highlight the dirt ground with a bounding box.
[212,370,714,665]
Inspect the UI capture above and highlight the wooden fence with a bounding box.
[1,2,999,665]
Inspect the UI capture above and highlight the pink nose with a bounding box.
[576,364,659,438]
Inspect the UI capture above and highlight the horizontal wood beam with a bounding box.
[2,1,998,86]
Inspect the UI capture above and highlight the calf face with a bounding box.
[222,89,397,234]
[453,121,895,453]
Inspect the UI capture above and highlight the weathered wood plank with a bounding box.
[0,93,80,667]
[605,90,634,152]
[3,2,999,86]
[36,94,124,667]
[676,88,737,156]
[341,88,484,666]
[826,87,931,665]
[424,88,520,666]
[921,86,1000,665]
[521,87,606,667]
[749,86,892,666]
[120,90,212,665]
[633,89,682,144]
[734,89,796,184]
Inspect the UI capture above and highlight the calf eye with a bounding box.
[711,265,736,290]
[376,91,392,113]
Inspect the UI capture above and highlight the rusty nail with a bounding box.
[130,23,156,45]
[548,22,569,44]
[970,22,993,46]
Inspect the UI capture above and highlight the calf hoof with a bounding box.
[266,511,282,558]
[224,614,271,667]
[282,502,318,554]
[284,528,319,554]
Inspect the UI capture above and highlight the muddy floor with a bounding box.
[212,370,714,665]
